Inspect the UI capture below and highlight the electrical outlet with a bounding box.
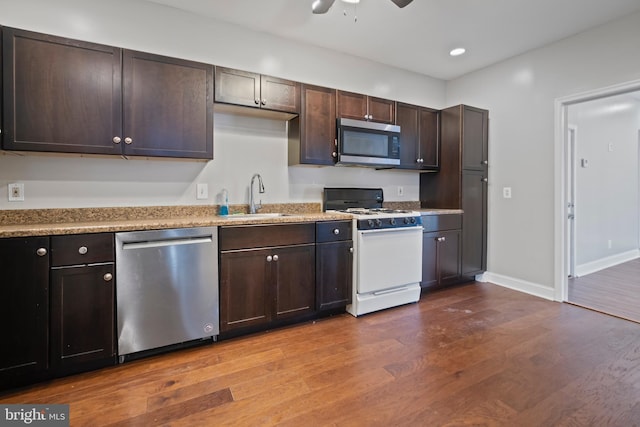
[8,183,25,202]
[397,186,404,197]
[503,187,512,199]
[196,183,208,200]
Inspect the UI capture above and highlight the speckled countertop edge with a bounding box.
[0,202,461,238]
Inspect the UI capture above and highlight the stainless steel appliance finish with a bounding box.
[324,188,422,316]
[115,227,219,359]
[336,118,401,167]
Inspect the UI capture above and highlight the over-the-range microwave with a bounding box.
[335,118,401,167]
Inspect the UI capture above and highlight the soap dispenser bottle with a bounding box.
[219,189,229,216]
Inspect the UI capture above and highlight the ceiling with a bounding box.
[144,0,640,80]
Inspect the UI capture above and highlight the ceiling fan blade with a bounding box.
[312,0,336,14]
[390,0,413,8]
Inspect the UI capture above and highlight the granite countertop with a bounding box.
[0,202,461,238]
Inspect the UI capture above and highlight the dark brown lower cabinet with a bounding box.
[219,223,316,333]
[421,214,462,291]
[315,221,353,311]
[0,236,50,388]
[50,263,116,374]
[461,170,488,278]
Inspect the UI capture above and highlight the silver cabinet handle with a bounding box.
[36,248,47,257]
[103,273,113,282]
[333,228,340,235]
[113,136,121,144]
[273,254,279,261]
[266,255,273,262]
[124,137,133,145]
[78,246,88,255]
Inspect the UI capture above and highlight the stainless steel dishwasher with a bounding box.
[115,227,218,361]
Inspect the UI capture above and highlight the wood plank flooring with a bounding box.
[3,282,640,426]
[568,258,640,323]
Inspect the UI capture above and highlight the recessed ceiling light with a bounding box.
[341,0,360,3]
[450,48,466,57]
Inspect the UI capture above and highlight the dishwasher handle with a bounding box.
[121,236,213,251]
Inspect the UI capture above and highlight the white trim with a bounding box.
[483,272,555,301]
[554,78,640,303]
[575,249,640,277]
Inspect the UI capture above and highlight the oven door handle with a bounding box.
[358,226,423,235]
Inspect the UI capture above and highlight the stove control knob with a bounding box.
[367,219,375,228]
[403,217,410,224]
[410,217,416,224]
[375,219,382,227]
[389,218,396,226]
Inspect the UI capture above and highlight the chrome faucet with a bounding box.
[249,173,265,214]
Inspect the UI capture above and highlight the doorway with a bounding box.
[556,82,640,322]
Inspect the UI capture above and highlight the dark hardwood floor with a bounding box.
[3,282,640,426]
[568,258,640,323]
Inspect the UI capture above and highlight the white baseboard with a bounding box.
[575,249,640,277]
[481,272,555,301]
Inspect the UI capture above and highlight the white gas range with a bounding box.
[324,188,423,317]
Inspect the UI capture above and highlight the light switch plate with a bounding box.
[503,187,512,199]
[196,183,208,200]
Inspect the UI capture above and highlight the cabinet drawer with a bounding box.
[422,214,462,232]
[316,221,352,243]
[51,233,114,266]
[220,223,315,251]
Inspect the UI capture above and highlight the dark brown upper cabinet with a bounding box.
[214,66,300,114]
[2,27,213,159]
[396,102,440,170]
[288,84,337,166]
[337,90,395,124]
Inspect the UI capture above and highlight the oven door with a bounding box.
[356,226,422,294]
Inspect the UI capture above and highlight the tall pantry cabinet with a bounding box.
[420,105,488,281]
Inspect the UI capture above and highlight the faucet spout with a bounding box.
[249,173,265,214]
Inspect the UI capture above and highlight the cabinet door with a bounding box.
[337,90,368,121]
[214,66,261,108]
[0,237,49,386]
[123,50,213,159]
[316,240,353,310]
[419,108,439,169]
[396,103,420,169]
[368,96,395,124]
[273,244,315,320]
[290,84,336,165]
[439,229,462,285]
[462,170,488,276]
[260,75,300,113]
[50,263,115,373]
[461,105,489,171]
[2,27,122,154]
[220,249,271,332]
[421,231,438,289]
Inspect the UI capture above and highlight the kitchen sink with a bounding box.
[220,213,293,220]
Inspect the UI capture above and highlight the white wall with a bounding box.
[0,0,445,210]
[446,11,640,298]
[569,95,640,269]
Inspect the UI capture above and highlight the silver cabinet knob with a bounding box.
[36,248,47,257]
[273,254,279,261]
[483,160,488,165]
[349,247,354,253]
[254,99,260,105]
[266,255,273,262]
[113,136,121,144]
[332,152,337,158]
[78,246,88,255]
[103,273,113,282]
[261,99,267,105]
[482,178,488,183]
[124,137,133,145]
[333,228,340,235]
